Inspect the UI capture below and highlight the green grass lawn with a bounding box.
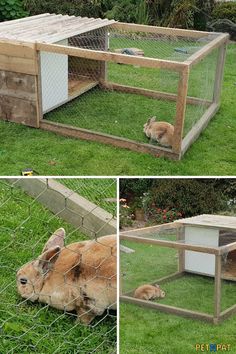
[0,180,116,353]
[120,240,236,354]
[0,44,235,175]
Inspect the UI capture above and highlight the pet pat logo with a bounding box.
[195,344,231,352]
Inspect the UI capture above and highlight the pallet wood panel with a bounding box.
[0,40,35,59]
[0,95,38,127]
[0,54,37,75]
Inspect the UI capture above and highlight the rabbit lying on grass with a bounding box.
[16,228,116,325]
[134,284,165,301]
[143,116,174,147]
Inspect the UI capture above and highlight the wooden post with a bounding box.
[213,43,227,105]
[172,66,189,153]
[214,254,222,324]
[35,49,43,123]
[177,226,185,272]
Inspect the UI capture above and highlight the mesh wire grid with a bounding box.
[121,233,236,316]
[40,26,219,149]
[0,178,117,354]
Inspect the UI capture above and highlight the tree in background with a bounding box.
[0,0,28,21]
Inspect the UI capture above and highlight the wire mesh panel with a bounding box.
[184,47,219,136]
[37,24,227,159]
[0,178,117,354]
[120,232,236,321]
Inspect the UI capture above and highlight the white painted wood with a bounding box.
[40,39,68,112]
[185,226,219,276]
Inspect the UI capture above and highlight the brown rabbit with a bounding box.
[134,284,165,301]
[16,228,116,325]
[143,116,174,147]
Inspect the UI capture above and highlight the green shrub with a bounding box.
[24,0,103,18]
[0,0,28,21]
[149,179,226,218]
[212,2,236,23]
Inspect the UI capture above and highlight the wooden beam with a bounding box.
[120,234,220,255]
[213,43,227,105]
[36,42,187,72]
[112,22,212,39]
[120,295,214,323]
[101,81,211,106]
[35,52,43,127]
[177,227,185,272]
[213,255,222,324]
[0,54,37,75]
[172,66,189,153]
[220,303,236,322]
[0,40,35,59]
[219,241,236,255]
[40,120,180,160]
[120,221,182,235]
[185,33,229,67]
[181,102,219,156]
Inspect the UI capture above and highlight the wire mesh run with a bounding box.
[37,24,226,159]
[0,178,117,354]
[120,235,236,323]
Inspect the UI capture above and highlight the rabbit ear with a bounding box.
[147,116,156,125]
[38,246,61,274]
[42,228,66,253]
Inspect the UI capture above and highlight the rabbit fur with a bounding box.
[16,228,116,325]
[134,284,165,301]
[143,116,174,147]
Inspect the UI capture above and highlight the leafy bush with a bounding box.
[24,0,103,18]
[165,0,214,30]
[149,179,226,218]
[147,207,183,224]
[0,0,28,21]
[212,2,236,23]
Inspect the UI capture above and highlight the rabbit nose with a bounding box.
[19,277,28,285]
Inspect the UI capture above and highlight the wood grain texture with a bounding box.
[36,43,187,72]
[40,120,180,160]
[120,295,214,323]
[0,95,37,127]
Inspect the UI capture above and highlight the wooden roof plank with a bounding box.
[0,14,66,34]
[0,13,54,29]
[0,14,114,43]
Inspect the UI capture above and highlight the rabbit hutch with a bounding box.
[120,214,236,324]
[0,14,229,160]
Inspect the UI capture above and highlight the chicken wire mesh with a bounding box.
[0,178,117,354]
[120,229,236,318]
[40,26,220,151]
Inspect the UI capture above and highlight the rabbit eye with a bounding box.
[20,277,28,285]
